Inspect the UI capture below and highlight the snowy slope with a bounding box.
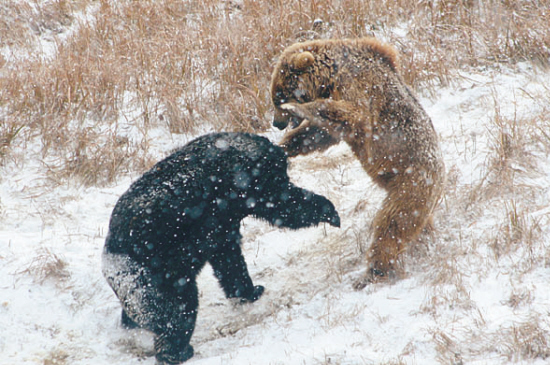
[2,64,549,365]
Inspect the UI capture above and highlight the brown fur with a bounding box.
[270,38,445,280]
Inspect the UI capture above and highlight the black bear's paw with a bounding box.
[121,309,140,329]
[155,337,194,365]
[240,285,265,303]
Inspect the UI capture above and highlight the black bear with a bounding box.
[102,132,340,364]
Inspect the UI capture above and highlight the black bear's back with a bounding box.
[104,132,289,260]
[136,132,286,190]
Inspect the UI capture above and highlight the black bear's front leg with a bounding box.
[209,239,264,303]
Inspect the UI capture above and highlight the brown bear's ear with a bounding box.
[290,51,314,72]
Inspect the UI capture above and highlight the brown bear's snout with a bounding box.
[273,108,290,129]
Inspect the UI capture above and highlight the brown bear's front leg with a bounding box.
[280,100,361,128]
[279,100,361,157]
[279,119,340,157]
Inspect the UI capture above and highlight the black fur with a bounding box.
[102,132,339,364]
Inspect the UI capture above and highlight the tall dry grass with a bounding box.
[1,0,549,185]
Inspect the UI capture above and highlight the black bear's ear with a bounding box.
[290,51,314,72]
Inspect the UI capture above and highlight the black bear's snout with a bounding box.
[318,199,340,228]
[325,208,340,227]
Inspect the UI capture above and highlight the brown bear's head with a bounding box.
[270,47,333,130]
[270,38,400,131]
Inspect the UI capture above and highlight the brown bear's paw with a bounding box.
[352,268,385,290]
[352,265,401,290]
[352,275,371,291]
[280,103,315,125]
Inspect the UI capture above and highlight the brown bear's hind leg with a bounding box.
[367,186,434,280]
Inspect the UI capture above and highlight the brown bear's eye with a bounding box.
[274,91,287,106]
[320,84,331,99]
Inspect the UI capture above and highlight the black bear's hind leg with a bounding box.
[152,288,198,364]
[121,309,140,329]
[155,335,194,365]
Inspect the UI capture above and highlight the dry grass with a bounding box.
[43,348,70,365]
[15,247,70,286]
[1,0,549,185]
[430,313,550,363]
[501,318,550,361]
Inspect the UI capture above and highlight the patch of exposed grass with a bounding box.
[16,247,70,286]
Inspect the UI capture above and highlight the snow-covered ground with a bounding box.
[1,4,550,365]
[2,63,549,364]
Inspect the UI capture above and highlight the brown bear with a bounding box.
[270,37,446,283]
